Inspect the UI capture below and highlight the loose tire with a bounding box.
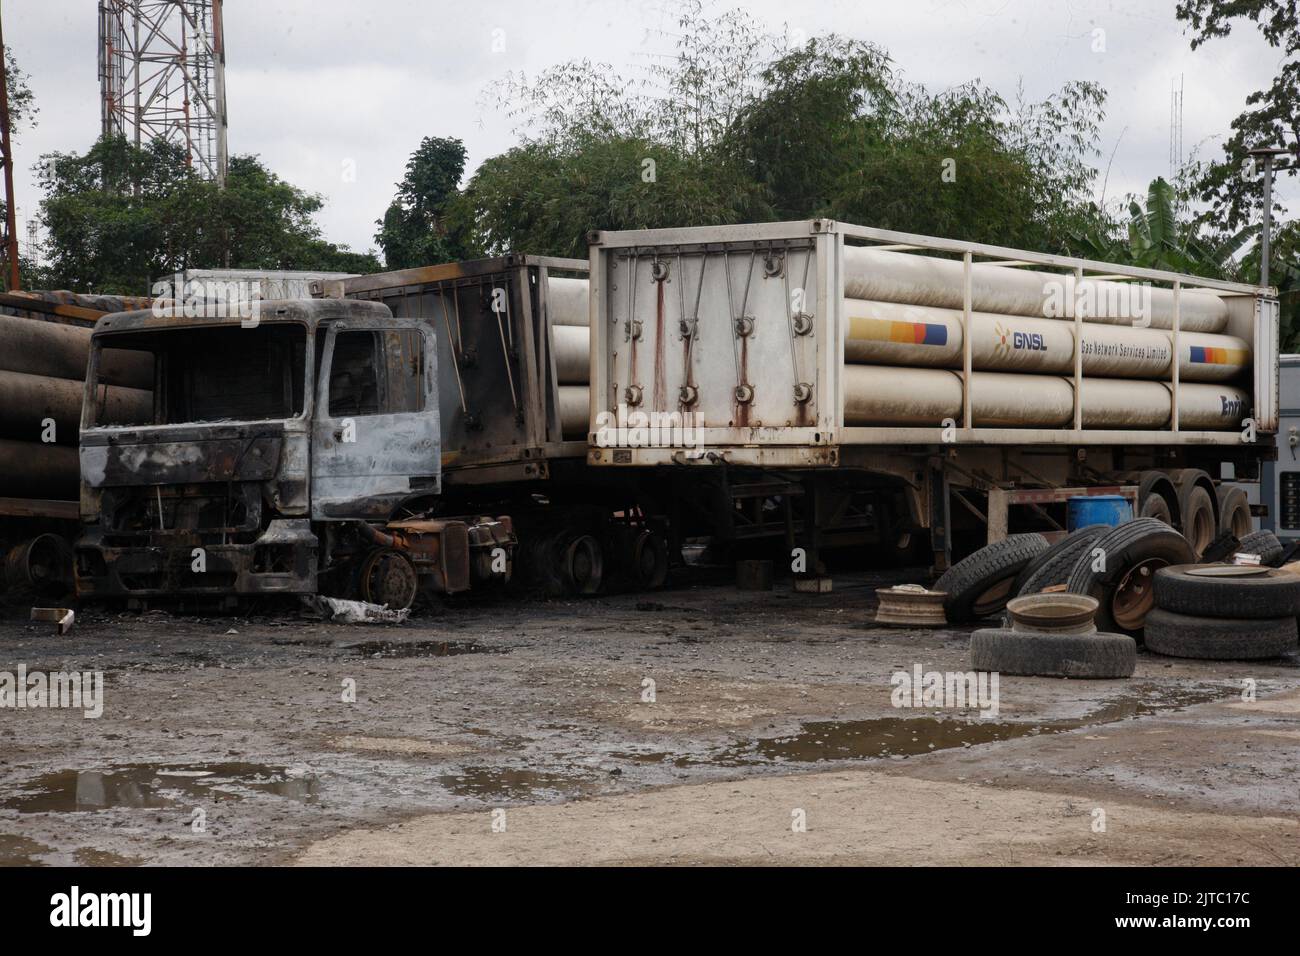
[934,533,1049,623]
[1154,564,1300,618]
[1014,525,1110,597]
[1144,608,1298,660]
[1065,518,1196,635]
[1217,486,1252,537]
[970,628,1137,678]
[1199,530,1241,564]
[1237,529,1284,568]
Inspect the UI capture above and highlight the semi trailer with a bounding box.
[584,219,1279,571]
[66,218,1282,606]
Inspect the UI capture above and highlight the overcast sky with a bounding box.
[5,0,1296,260]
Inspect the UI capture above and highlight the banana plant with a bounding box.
[1067,177,1257,278]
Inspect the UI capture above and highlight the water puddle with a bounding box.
[710,717,1042,765]
[73,848,144,867]
[343,640,504,658]
[615,683,1235,769]
[0,834,51,866]
[438,767,576,800]
[3,762,319,813]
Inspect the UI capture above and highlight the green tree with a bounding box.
[37,136,378,294]
[450,135,757,258]
[3,48,37,136]
[374,136,467,269]
[1066,177,1257,276]
[1176,0,1298,231]
[456,5,1109,258]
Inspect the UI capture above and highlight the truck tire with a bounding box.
[562,534,604,595]
[934,533,1049,623]
[1237,529,1284,567]
[1153,564,1300,618]
[1137,472,1176,525]
[1144,608,1298,660]
[1014,525,1110,597]
[970,628,1137,678]
[1180,485,1216,556]
[1217,486,1252,537]
[1065,518,1196,635]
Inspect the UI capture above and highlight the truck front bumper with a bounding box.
[74,520,318,599]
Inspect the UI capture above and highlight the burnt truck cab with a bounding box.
[75,298,514,607]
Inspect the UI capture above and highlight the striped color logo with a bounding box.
[850,317,948,346]
[1188,346,1248,366]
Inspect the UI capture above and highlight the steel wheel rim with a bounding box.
[361,549,418,610]
[1111,557,1164,630]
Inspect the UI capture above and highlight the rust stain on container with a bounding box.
[735,335,750,428]
[653,279,666,410]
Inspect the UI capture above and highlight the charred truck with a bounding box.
[74,298,515,609]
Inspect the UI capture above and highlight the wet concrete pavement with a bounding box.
[1,568,1297,866]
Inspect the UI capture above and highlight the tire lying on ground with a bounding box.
[934,533,1049,624]
[1236,529,1284,568]
[1144,607,1298,660]
[970,628,1137,678]
[1198,530,1241,565]
[1153,564,1300,619]
[1013,524,1111,597]
[1065,518,1196,636]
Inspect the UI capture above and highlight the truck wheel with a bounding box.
[934,533,1049,623]
[562,534,604,595]
[1237,529,1284,567]
[1144,608,1298,660]
[358,548,418,611]
[970,628,1136,678]
[631,530,668,590]
[1180,485,1216,556]
[1154,564,1300,618]
[1065,518,1195,635]
[1218,487,1252,537]
[1014,525,1110,597]
[1136,472,1176,525]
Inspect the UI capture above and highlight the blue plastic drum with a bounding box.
[1067,494,1132,530]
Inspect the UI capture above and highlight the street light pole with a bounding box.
[1249,145,1290,289]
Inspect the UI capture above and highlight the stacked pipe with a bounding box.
[553,247,1253,433]
[0,314,152,498]
[549,277,593,439]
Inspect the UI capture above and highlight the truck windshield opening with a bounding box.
[93,323,308,426]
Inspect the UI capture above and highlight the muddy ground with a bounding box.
[1,566,1298,867]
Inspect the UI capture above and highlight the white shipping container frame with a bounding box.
[587,219,1279,468]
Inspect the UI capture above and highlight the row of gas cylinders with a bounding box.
[545,244,1251,435]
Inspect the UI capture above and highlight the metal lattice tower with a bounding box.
[98,0,228,186]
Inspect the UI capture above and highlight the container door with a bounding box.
[311,319,439,519]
